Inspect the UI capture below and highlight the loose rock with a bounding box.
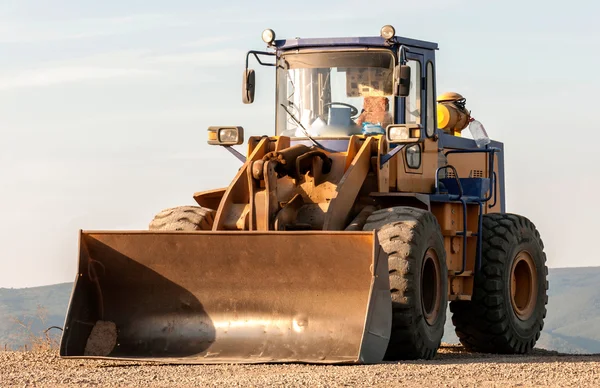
[83,320,117,356]
[1,344,600,387]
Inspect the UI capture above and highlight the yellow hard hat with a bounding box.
[437,92,465,103]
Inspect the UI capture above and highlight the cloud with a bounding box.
[167,152,222,161]
[181,36,236,48]
[145,49,244,66]
[0,13,188,44]
[0,67,159,90]
[0,45,242,90]
[206,0,468,24]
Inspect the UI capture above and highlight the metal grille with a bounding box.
[471,170,483,178]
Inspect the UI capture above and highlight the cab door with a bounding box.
[401,52,424,127]
[396,50,438,193]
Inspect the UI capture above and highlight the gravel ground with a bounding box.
[2,344,600,387]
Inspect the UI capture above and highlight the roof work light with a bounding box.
[262,29,276,45]
[380,25,395,40]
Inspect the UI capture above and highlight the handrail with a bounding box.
[245,50,276,69]
[443,147,500,205]
[434,165,463,198]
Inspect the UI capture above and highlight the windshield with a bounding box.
[276,50,396,137]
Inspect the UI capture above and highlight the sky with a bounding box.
[1,0,599,288]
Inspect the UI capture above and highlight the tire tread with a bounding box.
[149,205,215,231]
[450,213,548,354]
[364,207,447,360]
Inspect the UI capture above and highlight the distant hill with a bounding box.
[1,268,599,354]
[0,282,72,350]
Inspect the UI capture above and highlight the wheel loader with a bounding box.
[60,26,548,364]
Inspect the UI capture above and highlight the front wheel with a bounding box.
[363,207,448,360]
[450,213,548,354]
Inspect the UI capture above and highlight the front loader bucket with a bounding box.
[60,231,391,364]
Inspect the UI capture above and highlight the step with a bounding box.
[448,294,472,301]
[448,270,474,277]
[442,229,474,237]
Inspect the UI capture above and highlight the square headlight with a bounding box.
[207,126,244,145]
[386,124,421,144]
[389,126,410,141]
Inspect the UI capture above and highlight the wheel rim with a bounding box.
[421,248,442,326]
[510,250,538,321]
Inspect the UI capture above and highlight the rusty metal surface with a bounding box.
[323,137,374,230]
[214,137,270,230]
[376,135,389,193]
[193,188,226,210]
[262,144,311,178]
[60,230,391,364]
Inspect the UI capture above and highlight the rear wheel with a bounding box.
[363,207,448,360]
[449,213,548,354]
[149,205,216,231]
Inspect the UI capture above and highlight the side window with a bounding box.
[426,62,435,137]
[405,60,421,124]
[406,144,421,169]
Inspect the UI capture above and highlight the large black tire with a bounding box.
[450,213,548,354]
[363,207,448,360]
[148,205,216,231]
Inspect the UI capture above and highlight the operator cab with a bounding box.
[249,25,440,144]
[208,26,489,157]
[276,50,396,138]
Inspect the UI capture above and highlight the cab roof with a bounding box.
[274,36,438,51]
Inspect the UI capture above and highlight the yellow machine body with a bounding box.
[60,133,499,363]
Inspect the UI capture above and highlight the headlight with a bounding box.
[207,126,244,145]
[380,25,395,40]
[262,29,276,44]
[389,126,409,141]
[219,128,239,143]
[385,124,421,144]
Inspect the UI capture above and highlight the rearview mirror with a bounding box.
[399,65,410,97]
[394,65,411,97]
[242,69,255,104]
[396,65,411,97]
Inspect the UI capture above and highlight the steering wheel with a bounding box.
[323,102,360,118]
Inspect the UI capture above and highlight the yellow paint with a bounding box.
[437,103,469,136]
[437,104,451,129]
